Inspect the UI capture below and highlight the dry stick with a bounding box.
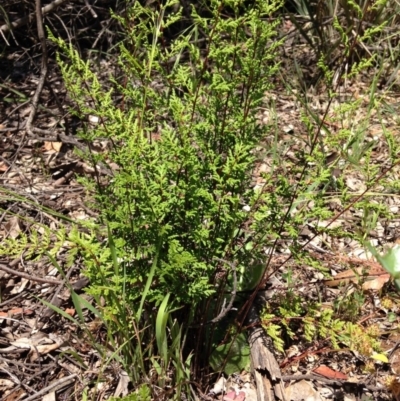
[0,0,71,34]
[25,0,48,137]
[247,302,286,401]
[10,0,51,168]
[207,258,237,324]
[92,19,112,49]
[41,266,74,319]
[6,363,58,401]
[190,258,238,327]
[0,291,27,308]
[18,374,77,401]
[26,129,114,176]
[0,25,10,45]
[33,132,90,153]
[281,374,383,392]
[84,0,98,19]
[0,264,63,285]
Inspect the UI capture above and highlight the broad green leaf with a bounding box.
[156,293,170,364]
[209,332,250,375]
[368,244,400,290]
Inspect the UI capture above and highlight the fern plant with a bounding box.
[261,293,382,357]
[47,0,287,396]
[1,1,398,399]
[50,0,284,305]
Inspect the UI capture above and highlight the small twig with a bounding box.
[0,291,27,307]
[191,258,238,327]
[0,0,71,34]
[25,0,48,137]
[0,127,22,132]
[41,266,74,319]
[92,19,111,49]
[18,374,77,401]
[0,365,21,384]
[32,132,89,153]
[1,362,57,401]
[0,264,63,285]
[190,381,214,401]
[281,374,384,392]
[0,27,10,45]
[210,258,237,323]
[84,0,98,18]
[0,355,40,372]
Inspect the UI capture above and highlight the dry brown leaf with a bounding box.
[65,308,75,317]
[313,365,348,380]
[0,308,34,318]
[2,387,25,401]
[4,216,22,239]
[345,176,367,192]
[42,392,56,401]
[285,379,324,401]
[361,274,390,290]
[43,141,63,152]
[324,265,389,289]
[113,371,131,399]
[0,379,14,391]
[35,342,61,354]
[0,162,9,172]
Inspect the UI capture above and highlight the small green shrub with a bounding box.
[261,290,381,357]
[51,0,284,305]
[2,0,397,398]
[48,0,286,397]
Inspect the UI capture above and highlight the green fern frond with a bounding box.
[264,323,285,353]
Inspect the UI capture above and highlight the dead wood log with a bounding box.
[247,302,287,401]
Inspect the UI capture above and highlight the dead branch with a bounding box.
[20,374,77,401]
[0,0,71,35]
[25,0,48,137]
[0,263,63,285]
